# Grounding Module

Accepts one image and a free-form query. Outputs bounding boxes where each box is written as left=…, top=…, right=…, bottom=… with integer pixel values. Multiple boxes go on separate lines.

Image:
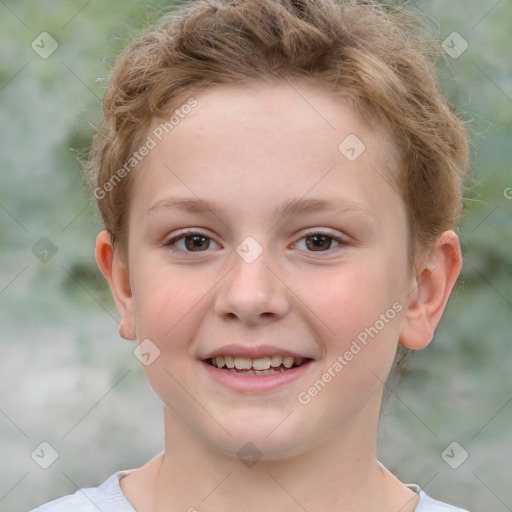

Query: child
left=31, top=0, right=471, bottom=510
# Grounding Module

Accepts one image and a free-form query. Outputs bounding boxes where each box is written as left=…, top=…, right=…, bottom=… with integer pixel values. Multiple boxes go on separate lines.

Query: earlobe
left=399, top=231, right=462, bottom=350
left=95, top=230, right=137, bottom=341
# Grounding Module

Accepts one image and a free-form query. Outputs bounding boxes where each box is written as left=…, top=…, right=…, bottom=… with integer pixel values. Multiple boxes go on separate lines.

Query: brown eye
left=295, top=231, right=345, bottom=253
left=183, top=235, right=210, bottom=251
left=166, top=232, right=218, bottom=252
left=304, top=234, right=335, bottom=251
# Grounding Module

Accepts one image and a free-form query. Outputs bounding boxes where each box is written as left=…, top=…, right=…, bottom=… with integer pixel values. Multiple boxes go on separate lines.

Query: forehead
left=131, top=82, right=401, bottom=226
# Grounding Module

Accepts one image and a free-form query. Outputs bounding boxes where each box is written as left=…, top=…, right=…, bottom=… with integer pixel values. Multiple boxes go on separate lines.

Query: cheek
left=306, top=257, right=407, bottom=389
left=305, top=278, right=404, bottom=420
left=308, top=260, right=402, bottom=336
left=130, top=257, right=209, bottom=342
left=130, top=262, right=208, bottom=404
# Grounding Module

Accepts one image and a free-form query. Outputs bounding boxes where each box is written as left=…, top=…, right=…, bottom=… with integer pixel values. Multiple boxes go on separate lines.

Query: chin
left=205, top=418, right=313, bottom=463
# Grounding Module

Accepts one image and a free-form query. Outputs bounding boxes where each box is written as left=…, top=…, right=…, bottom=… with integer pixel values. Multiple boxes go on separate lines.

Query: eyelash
left=164, top=229, right=348, bottom=254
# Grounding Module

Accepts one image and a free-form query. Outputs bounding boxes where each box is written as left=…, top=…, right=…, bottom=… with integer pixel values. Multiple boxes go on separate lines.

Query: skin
left=96, top=81, right=462, bottom=512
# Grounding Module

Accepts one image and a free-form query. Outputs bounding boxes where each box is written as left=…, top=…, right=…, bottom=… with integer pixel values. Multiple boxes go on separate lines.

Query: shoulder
left=29, top=471, right=135, bottom=512
left=407, top=484, right=470, bottom=512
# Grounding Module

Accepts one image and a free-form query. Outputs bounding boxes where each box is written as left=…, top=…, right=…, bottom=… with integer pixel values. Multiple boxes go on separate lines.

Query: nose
left=213, top=240, right=290, bottom=325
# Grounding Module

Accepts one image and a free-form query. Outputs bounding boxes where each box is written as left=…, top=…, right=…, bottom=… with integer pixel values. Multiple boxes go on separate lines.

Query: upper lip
left=200, top=344, right=314, bottom=360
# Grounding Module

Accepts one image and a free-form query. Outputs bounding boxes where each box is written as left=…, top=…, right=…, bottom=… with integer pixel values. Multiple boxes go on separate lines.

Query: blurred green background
left=0, top=1, right=510, bottom=511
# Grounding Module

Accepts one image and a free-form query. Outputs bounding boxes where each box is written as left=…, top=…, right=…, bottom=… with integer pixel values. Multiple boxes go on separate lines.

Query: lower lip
left=200, top=360, right=314, bottom=393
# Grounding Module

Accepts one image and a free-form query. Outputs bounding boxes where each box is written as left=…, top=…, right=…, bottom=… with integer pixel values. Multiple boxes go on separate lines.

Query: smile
left=208, top=355, right=308, bottom=372
left=201, top=356, right=314, bottom=392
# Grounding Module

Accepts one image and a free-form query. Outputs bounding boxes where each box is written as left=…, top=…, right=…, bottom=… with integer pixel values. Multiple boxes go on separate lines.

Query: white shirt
left=30, top=471, right=470, bottom=511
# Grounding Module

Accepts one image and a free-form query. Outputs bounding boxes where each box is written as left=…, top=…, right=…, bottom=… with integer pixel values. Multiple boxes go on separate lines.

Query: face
left=122, top=82, right=415, bottom=459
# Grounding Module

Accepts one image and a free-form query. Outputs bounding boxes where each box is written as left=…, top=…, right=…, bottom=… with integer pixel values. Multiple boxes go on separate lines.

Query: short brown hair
left=84, top=0, right=470, bottom=264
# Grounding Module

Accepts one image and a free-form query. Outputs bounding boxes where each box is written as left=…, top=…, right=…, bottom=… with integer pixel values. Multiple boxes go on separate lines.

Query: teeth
left=270, top=355, right=283, bottom=367
left=283, top=356, right=294, bottom=368
left=210, top=355, right=306, bottom=370
left=234, top=357, right=252, bottom=370
left=252, top=357, right=270, bottom=370
left=224, top=368, right=286, bottom=376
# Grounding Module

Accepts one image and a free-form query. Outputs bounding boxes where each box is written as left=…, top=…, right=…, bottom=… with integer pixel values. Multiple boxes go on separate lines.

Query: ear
left=399, top=230, right=462, bottom=350
left=95, top=230, right=136, bottom=341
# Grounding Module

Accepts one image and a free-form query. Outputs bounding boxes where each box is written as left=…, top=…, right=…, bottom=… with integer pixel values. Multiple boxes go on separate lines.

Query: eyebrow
left=147, top=195, right=375, bottom=221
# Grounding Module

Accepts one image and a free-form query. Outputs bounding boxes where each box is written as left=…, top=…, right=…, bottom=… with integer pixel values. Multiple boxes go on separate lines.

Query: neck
left=120, top=392, right=419, bottom=512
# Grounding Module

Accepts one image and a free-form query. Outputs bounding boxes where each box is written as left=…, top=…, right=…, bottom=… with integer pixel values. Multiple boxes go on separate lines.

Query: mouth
left=204, top=355, right=312, bottom=376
